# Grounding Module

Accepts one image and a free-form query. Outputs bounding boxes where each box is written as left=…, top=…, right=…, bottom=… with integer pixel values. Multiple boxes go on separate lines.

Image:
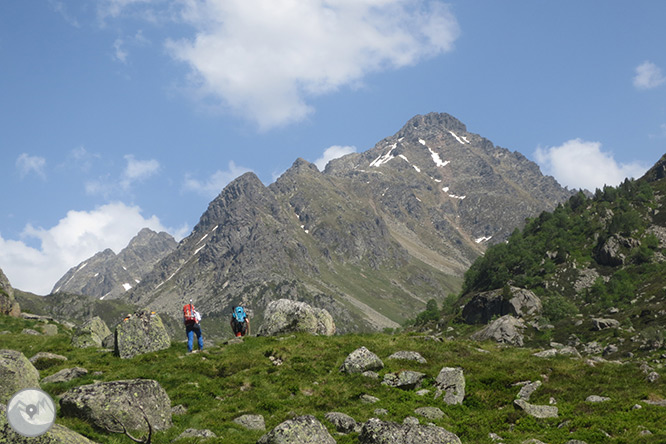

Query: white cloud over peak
left=534, top=139, right=649, bottom=191
left=0, top=202, right=177, bottom=295
left=165, top=0, right=460, bottom=129
left=633, top=61, right=666, bottom=90
left=16, top=153, right=47, bottom=179
left=314, top=145, right=357, bottom=171
left=184, top=161, right=252, bottom=198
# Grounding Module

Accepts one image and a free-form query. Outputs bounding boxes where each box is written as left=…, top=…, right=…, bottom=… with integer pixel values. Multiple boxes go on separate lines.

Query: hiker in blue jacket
left=231, top=306, right=250, bottom=337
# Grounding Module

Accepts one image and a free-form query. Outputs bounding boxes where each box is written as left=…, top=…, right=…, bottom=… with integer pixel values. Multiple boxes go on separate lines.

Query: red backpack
left=183, top=304, right=196, bottom=323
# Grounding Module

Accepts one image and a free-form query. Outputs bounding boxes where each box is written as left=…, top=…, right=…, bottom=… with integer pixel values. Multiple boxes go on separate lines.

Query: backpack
left=233, top=306, right=247, bottom=323
left=183, top=304, right=196, bottom=323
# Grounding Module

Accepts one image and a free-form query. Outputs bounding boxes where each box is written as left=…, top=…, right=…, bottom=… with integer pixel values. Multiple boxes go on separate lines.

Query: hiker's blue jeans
left=186, top=323, right=203, bottom=352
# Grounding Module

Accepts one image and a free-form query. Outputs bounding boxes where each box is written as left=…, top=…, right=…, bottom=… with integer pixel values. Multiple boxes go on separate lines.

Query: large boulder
left=471, top=315, right=526, bottom=346
left=257, top=415, right=336, bottom=444
left=434, top=367, right=465, bottom=405
left=0, top=349, right=41, bottom=403
left=59, top=379, right=172, bottom=433
left=462, top=286, right=541, bottom=324
left=114, top=311, right=170, bottom=359
left=514, top=399, right=558, bottom=418
left=382, top=371, right=426, bottom=390
left=0, top=267, right=20, bottom=317
left=258, top=299, right=336, bottom=336
left=359, top=418, right=462, bottom=444
left=1, top=403, right=98, bottom=444
left=340, top=346, right=384, bottom=374
left=71, top=317, right=111, bottom=349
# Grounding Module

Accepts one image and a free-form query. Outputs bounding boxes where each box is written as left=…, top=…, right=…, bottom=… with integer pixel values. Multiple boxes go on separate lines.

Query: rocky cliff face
left=52, top=228, right=176, bottom=299
left=0, top=267, right=20, bottom=317
left=124, top=113, right=572, bottom=332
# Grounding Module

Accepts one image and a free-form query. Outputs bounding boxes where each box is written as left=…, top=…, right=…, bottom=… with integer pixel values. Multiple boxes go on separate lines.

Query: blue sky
left=1, top=0, right=665, bottom=295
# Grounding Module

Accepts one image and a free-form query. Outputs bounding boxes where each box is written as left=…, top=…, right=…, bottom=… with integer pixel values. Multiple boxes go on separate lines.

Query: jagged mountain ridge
left=123, top=113, right=573, bottom=332
left=52, top=228, right=177, bottom=299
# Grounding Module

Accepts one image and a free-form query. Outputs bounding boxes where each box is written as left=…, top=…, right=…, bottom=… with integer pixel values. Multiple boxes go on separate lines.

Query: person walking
left=230, top=305, right=250, bottom=337
left=183, top=301, right=203, bottom=352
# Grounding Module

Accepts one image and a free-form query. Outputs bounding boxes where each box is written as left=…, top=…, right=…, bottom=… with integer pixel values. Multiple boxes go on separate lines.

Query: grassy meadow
left=1, top=314, right=665, bottom=444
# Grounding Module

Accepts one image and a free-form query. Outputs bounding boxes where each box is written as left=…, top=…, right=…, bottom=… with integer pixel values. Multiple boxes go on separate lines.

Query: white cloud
left=534, top=139, right=649, bottom=191
left=633, top=61, right=666, bottom=90
left=113, top=38, right=128, bottom=63
left=314, top=145, right=357, bottom=171
left=16, top=153, right=47, bottom=179
left=0, top=202, right=177, bottom=295
left=121, top=154, right=160, bottom=189
left=184, top=161, right=252, bottom=198
left=165, top=0, right=460, bottom=129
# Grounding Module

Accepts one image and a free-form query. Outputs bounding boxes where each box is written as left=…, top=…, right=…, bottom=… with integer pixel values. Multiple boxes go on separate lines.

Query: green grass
left=2, top=315, right=665, bottom=443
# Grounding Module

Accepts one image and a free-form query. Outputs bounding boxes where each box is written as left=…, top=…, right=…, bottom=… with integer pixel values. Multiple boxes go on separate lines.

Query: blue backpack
left=233, top=306, right=247, bottom=323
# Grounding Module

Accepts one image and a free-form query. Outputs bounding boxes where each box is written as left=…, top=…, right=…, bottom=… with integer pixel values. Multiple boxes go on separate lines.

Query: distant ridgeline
left=48, top=113, right=574, bottom=333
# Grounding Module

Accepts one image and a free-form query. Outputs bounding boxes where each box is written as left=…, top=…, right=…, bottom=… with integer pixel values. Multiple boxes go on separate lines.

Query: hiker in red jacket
left=183, top=302, right=203, bottom=352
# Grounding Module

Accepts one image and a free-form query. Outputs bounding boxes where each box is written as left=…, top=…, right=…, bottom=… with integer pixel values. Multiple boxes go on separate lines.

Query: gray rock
left=359, top=418, right=462, bottom=444
left=172, top=404, right=187, bottom=415
left=403, top=416, right=420, bottom=425
left=462, top=286, right=541, bottom=324
left=1, top=403, right=98, bottom=444
left=471, top=315, right=525, bottom=346
left=533, top=349, right=558, bottom=358
left=0, top=267, right=20, bottom=317
left=41, top=367, right=88, bottom=384
left=363, top=371, right=380, bottom=379
left=257, top=299, right=335, bottom=336
left=257, top=415, right=336, bottom=444
left=514, top=399, right=558, bottom=418
left=387, top=351, right=427, bottom=364
left=233, top=414, right=266, bottom=430
left=59, top=379, right=172, bottom=432
left=29, top=352, right=68, bottom=365
left=586, top=395, right=611, bottom=403
left=360, top=394, right=381, bottom=404
left=71, top=316, right=111, bottom=348
left=382, top=371, right=426, bottom=390
left=414, top=407, right=444, bottom=420
left=175, top=428, right=217, bottom=440
left=647, top=371, right=660, bottom=383
left=592, top=318, right=620, bottom=331
left=583, top=341, right=603, bottom=355
left=596, top=235, right=627, bottom=266
left=114, top=311, right=171, bottom=359
left=325, top=412, right=358, bottom=434
left=374, top=408, right=389, bottom=416
left=340, top=346, right=384, bottom=374
left=434, top=367, right=465, bottom=405
left=0, top=349, right=41, bottom=404
left=22, top=328, right=41, bottom=335
left=517, top=381, right=542, bottom=401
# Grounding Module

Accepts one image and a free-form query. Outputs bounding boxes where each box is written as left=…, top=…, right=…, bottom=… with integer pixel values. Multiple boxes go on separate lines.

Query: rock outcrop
left=257, top=415, right=336, bottom=444
left=359, top=418, right=462, bottom=444
left=114, top=311, right=170, bottom=359
left=462, top=286, right=541, bottom=324
left=59, top=379, right=172, bottom=433
left=1, top=403, right=98, bottom=444
left=340, top=346, right=384, bottom=374
left=71, top=317, right=111, bottom=349
left=435, top=367, right=465, bottom=405
left=471, top=315, right=526, bottom=346
left=0, top=267, right=20, bottom=317
left=0, top=349, right=41, bottom=403
left=258, top=299, right=335, bottom=336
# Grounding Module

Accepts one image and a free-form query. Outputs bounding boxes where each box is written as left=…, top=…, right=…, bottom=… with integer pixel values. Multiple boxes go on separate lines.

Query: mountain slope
left=124, top=113, right=572, bottom=333
left=52, top=228, right=177, bottom=299
left=455, top=153, right=666, bottom=356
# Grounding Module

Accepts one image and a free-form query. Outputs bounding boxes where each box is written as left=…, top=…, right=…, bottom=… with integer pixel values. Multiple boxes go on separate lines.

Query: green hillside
left=1, top=314, right=665, bottom=443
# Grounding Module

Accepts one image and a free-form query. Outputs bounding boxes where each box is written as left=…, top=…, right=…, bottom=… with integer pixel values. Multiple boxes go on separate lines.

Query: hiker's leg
left=196, top=326, right=203, bottom=350
left=186, top=328, right=194, bottom=352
